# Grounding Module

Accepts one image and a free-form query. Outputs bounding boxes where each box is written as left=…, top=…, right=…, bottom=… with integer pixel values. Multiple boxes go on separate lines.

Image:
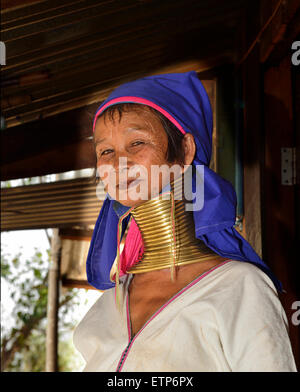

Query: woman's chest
left=122, top=290, right=228, bottom=372
left=128, top=296, right=166, bottom=336
left=75, top=282, right=229, bottom=372
left=128, top=282, right=187, bottom=336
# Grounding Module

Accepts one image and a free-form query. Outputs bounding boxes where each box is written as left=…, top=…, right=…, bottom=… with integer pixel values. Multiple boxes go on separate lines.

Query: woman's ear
left=182, top=133, right=196, bottom=167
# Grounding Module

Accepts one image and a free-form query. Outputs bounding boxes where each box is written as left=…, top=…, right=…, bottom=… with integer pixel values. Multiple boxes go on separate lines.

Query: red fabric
left=119, top=217, right=144, bottom=277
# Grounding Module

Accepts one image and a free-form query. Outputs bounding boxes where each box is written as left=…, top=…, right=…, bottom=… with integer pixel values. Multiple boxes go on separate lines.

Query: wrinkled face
left=94, top=107, right=182, bottom=207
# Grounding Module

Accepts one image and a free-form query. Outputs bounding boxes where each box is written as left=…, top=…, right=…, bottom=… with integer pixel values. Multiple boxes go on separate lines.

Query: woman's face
left=94, top=107, right=181, bottom=207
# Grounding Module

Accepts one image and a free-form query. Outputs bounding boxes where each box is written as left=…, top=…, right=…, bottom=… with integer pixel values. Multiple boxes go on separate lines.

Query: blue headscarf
left=87, top=71, right=282, bottom=291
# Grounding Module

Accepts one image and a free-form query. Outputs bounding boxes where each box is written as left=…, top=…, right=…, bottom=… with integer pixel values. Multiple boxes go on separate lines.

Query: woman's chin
left=112, top=189, right=147, bottom=208
left=115, top=198, right=146, bottom=208
left=107, top=184, right=164, bottom=207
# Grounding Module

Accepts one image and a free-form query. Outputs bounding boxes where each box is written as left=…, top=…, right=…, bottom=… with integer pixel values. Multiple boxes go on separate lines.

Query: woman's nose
left=112, top=150, right=134, bottom=173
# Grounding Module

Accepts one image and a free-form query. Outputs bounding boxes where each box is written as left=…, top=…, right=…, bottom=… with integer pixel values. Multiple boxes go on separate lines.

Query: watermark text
left=96, top=158, right=204, bottom=211
left=291, top=41, right=300, bottom=66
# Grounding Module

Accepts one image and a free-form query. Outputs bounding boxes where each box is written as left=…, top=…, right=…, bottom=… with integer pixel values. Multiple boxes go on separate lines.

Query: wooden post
left=242, top=45, right=263, bottom=258
left=45, top=228, right=62, bottom=372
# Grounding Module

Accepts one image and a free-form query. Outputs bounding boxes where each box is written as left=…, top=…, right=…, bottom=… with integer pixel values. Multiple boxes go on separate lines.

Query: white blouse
left=73, top=260, right=297, bottom=372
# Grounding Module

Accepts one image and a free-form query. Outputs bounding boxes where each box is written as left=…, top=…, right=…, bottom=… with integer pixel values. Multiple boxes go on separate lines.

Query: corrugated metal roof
left=1, top=176, right=105, bottom=231
left=1, top=0, right=246, bottom=128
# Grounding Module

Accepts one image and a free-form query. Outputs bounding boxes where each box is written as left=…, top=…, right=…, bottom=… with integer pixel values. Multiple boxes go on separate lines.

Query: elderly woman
left=73, top=72, right=297, bottom=372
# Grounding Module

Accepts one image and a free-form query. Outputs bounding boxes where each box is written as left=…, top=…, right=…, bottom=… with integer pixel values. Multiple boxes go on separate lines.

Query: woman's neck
left=127, top=179, right=219, bottom=276
left=129, top=255, right=227, bottom=289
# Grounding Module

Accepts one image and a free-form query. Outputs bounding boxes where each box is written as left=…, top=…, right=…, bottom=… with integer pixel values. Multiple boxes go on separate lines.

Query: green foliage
left=1, top=245, right=81, bottom=372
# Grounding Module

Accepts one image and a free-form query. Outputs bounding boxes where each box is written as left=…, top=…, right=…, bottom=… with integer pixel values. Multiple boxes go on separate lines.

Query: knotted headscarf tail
left=87, top=71, right=282, bottom=292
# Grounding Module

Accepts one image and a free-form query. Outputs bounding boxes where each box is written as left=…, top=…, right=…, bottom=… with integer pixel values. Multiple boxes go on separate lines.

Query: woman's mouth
left=117, top=178, right=142, bottom=190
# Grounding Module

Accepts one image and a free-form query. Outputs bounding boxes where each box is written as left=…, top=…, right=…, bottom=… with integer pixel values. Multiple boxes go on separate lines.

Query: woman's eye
left=131, top=141, right=144, bottom=147
left=100, top=149, right=113, bottom=156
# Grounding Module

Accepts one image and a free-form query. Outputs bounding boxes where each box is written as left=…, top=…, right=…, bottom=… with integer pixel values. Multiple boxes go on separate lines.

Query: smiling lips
left=117, top=178, right=142, bottom=190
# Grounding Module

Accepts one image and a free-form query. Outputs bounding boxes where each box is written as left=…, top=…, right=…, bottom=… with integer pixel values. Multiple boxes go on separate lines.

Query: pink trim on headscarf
left=92, top=96, right=186, bottom=135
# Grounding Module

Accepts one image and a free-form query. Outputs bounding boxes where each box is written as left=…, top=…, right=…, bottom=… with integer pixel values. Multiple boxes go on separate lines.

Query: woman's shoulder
left=201, top=259, right=280, bottom=303
left=190, top=260, right=286, bottom=340
left=214, top=259, right=277, bottom=288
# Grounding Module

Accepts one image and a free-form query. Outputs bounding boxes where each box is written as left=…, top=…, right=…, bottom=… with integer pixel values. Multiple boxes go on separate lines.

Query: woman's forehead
left=95, top=107, right=163, bottom=134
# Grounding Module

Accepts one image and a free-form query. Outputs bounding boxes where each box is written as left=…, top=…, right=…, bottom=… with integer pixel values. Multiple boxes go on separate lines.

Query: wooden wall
left=240, top=0, right=300, bottom=369
left=263, top=53, right=300, bottom=370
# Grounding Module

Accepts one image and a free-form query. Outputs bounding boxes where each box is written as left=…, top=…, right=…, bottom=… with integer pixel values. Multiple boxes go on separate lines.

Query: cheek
left=133, top=147, right=169, bottom=186
left=96, top=160, right=120, bottom=189
left=134, top=141, right=168, bottom=166
left=137, top=145, right=176, bottom=194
